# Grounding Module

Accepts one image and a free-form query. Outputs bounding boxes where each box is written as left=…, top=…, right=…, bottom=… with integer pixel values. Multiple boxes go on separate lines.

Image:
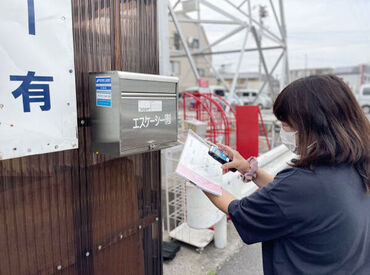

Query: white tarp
left=0, top=0, right=78, bottom=160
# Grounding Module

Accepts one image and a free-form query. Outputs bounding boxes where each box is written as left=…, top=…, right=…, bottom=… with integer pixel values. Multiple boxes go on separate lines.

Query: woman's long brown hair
left=273, top=74, right=370, bottom=193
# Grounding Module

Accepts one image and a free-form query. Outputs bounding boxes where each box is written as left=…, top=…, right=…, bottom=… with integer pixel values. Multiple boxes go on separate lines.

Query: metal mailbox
left=89, top=71, right=179, bottom=157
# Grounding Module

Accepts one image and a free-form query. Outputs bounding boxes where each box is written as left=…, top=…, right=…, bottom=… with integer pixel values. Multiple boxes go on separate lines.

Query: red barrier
left=183, top=93, right=269, bottom=154
left=183, top=92, right=217, bottom=143
left=205, top=93, right=237, bottom=147
left=182, top=92, right=235, bottom=146
left=236, top=105, right=259, bottom=159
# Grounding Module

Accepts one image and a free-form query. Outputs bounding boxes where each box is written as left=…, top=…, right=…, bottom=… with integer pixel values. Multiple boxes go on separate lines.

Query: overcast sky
left=173, top=0, right=370, bottom=77
left=285, top=0, right=370, bottom=70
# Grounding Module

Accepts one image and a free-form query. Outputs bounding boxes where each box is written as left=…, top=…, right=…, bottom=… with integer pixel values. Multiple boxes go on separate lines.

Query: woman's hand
left=217, top=144, right=251, bottom=174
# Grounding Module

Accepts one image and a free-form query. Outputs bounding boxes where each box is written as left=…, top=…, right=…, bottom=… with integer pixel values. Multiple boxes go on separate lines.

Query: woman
left=205, top=75, right=370, bottom=274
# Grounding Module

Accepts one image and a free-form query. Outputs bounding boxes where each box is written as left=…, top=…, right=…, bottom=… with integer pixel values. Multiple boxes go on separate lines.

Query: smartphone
left=208, top=145, right=237, bottom=172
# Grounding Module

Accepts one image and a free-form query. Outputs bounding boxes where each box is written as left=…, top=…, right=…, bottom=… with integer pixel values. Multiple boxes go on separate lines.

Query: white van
left=358, top=84, right=370, bottom=114
left=235, top=89, right=272, bottom=109
left=179, top=85, right=228, bottom=108
left=183, top=85, right=227, bottom=97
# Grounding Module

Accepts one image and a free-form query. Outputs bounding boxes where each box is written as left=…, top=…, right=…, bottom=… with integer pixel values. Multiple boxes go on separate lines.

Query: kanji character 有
left=10, top=71, right=53, bottom=112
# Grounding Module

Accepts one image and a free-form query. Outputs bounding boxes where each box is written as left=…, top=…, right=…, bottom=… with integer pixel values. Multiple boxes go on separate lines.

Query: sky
left=172, top=0, right=370, bottom=78
left=285, top=0, right=370, bottom=70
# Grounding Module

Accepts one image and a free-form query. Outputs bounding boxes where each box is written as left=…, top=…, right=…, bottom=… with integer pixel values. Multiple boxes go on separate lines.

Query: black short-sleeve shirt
left=228, top=164, right=370, bottom=275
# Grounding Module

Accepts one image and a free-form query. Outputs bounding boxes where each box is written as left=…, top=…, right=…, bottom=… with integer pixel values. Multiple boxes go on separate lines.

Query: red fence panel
left=236, top=105, right=259, bottom=159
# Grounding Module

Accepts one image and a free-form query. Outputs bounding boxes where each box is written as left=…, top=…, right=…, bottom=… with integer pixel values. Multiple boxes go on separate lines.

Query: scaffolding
left=167, top=0, right=290, bottom=101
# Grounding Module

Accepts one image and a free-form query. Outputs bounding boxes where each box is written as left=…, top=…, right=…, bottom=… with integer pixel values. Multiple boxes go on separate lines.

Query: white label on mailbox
left=138, top=100, right=162, bottom=112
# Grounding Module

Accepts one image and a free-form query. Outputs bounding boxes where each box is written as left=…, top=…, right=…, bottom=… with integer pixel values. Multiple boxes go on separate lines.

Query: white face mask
left=280, top=127, right=298, bottom=154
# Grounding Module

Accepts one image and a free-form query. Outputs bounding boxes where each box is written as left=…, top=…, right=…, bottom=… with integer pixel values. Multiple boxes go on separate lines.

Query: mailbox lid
left=120, top=93, right=177, bottom=153
left=118, top=72, right=178, bottom=94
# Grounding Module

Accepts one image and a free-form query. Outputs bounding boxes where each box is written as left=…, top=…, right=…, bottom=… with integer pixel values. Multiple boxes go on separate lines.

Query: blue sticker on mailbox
left=96, top=76, right=112, bottom=107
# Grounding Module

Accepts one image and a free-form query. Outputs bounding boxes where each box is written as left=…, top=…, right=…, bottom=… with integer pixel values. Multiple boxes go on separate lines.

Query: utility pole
left=279, top=0, right=290, bottom=87
left=258, top=5, right=268, bottom=82
left=304, top=53, right=308, bottom=77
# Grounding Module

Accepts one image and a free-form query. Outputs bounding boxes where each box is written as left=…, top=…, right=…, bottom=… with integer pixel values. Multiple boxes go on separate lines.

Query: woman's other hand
left=217, top=144, right=251, bottom=174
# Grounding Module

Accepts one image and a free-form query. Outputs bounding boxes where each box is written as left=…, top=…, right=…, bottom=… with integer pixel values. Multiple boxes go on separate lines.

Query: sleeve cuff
left=228, top=199, right=239, bottom=216
left=227, top=199, right=254, bottom=244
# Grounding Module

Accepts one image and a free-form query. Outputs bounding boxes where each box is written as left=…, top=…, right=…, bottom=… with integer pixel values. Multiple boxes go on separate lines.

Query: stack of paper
left=176, top=130, right=223, bottom=196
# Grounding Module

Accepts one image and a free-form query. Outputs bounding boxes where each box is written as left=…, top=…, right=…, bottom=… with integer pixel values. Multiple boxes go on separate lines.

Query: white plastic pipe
left=186, top=184, right=223, bottom=229
left=214, top=214, right=227, bottom=248
left=257, top=144, right=289, bottom=167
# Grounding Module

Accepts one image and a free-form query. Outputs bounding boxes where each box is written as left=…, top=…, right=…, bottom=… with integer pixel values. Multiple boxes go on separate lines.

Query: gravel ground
left=217, top=243, right=263, bottom=275
left=163, top=221, right=245, bottom=275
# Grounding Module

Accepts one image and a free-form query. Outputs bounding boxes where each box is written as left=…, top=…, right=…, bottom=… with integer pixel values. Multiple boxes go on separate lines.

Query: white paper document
left=176, top=130, right=223, bottom=196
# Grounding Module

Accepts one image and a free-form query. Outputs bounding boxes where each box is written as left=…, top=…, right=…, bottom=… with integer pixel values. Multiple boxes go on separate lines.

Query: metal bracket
left=78, top=118, right=89, bottom=127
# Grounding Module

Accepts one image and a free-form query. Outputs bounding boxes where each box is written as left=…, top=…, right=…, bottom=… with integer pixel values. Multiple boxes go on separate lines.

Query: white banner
left=0, top=0, right=78, bottom=160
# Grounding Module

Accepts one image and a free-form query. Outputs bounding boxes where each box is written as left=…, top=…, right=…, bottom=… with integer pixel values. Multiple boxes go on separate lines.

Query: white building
left=290, top=67, right=333, bottom=82
left=169, top=11, right=217, bottom=92
left=217, top=71, right=280, bottom=96
left=333, top=64, right=370, bottom=94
